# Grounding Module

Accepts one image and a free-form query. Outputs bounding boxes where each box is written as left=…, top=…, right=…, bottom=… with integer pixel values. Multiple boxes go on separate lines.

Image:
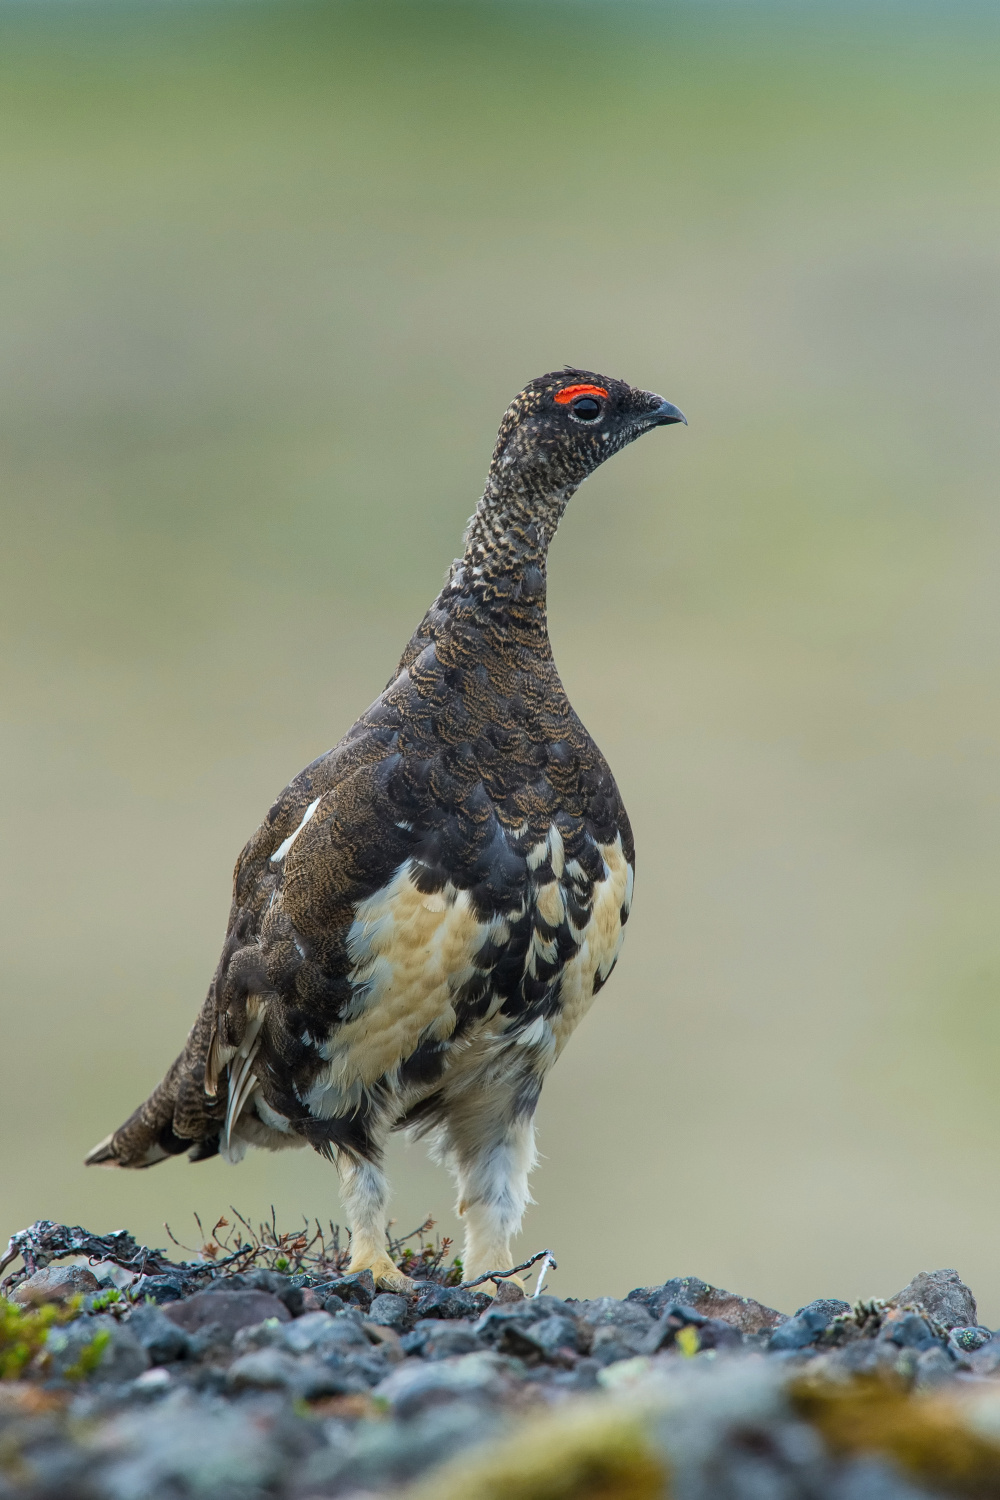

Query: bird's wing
left=204, top=734, right=523, bottom=1145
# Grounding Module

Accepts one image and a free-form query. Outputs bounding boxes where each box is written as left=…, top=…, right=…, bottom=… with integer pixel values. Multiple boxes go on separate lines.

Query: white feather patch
left=270, top=797, right=322, bottom=864
left=223, top=1002, right=267, bottom=1152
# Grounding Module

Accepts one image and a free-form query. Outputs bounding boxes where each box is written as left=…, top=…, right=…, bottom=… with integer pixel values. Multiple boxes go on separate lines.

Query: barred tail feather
left=84, top=992, right=223, bottom=1168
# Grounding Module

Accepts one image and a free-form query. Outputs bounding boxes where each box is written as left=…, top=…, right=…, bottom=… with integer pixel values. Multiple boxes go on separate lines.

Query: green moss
left=675, top=1326, right=700, bottom=1358
left=0, top=1294, right=115, bottom=1383
left=792, top=1375, right=1000, bottom=1496
left=62, top=1328, right=110, bottom=1381
left=88, top=1289, right=120, bottom=1313
left=407, top=1403, right=664, bottom=1500
left=0, top=1298, right=68, bottom=1380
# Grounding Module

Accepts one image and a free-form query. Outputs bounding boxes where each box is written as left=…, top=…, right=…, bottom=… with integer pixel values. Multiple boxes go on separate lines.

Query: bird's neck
left=394, top=469, right=580, bottom=685
left=453, top=470, right=576, bottom=601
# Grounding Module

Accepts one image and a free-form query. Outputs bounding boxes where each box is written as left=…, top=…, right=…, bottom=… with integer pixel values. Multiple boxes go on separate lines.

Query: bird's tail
left=85, top=994, right=224, bottom=1168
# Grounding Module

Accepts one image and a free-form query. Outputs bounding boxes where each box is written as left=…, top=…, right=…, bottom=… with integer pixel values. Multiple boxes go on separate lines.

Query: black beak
left=650, top=399, right=687, bottom=427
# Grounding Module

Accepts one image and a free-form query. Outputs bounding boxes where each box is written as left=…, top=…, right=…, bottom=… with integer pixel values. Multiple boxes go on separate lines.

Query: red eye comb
left=554, top=383, right=608, bottom=404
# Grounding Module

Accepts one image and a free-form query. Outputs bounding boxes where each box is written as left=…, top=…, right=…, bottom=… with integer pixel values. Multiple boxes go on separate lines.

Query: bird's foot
left=349, top=1251, right=417, bottom=1295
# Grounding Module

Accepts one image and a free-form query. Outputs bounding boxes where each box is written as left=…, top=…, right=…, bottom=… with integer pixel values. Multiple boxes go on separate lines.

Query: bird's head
left=488, top=367, right=686, bottom=496
left=460, top=366, right=686, bottom=580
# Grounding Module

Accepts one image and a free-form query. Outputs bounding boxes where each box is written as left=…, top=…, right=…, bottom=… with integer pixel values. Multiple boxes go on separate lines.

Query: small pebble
left=368, top=1292, right=412, bottom=1331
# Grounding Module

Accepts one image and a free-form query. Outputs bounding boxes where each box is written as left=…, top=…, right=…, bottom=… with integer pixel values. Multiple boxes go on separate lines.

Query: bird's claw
left=377, top=1266, right=418, bottom=1295
left=349, top=1253, right=417, bottom=1296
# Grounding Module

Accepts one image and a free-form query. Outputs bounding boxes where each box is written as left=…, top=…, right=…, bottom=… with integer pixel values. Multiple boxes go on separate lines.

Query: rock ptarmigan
left=87, top=369, right=686, bottom=1290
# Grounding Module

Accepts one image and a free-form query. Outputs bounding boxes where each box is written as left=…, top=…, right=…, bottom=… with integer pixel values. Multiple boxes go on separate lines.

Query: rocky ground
left=3, top=1222, right=1000, bottom=1498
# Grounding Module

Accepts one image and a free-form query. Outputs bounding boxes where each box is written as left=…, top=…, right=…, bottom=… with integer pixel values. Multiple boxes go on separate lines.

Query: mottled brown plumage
left=87, top=369, right=685, bottom=1288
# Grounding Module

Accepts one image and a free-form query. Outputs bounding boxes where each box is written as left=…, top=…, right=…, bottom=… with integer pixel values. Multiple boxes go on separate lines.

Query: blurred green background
left=2, top=0, right=999, bottom=1318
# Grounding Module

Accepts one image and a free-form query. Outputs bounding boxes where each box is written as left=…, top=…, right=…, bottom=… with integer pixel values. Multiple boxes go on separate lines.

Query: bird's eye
left=571, top=397, right=602, bottom=422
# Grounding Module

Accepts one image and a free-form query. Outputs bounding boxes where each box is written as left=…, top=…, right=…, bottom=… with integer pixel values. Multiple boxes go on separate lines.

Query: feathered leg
left=438, top=1093, right=538, bottom=1287
left=339, top=1155, right=416, bottom=1293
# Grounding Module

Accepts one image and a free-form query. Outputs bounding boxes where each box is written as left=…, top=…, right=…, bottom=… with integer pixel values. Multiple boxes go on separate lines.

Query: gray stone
left=626, top=1276, right=786, bottom=1334
left=296, top=1399, right=502, bottom=1494
left=363, top=1322, right=405, bottom=1363
left=372, top=1351, right=513, bottom=1417
left=338, top=1399, right=503, bottom=1487
left=580, top=1301, right=654, bottom=1361
left=231, top=1317, right=287, bottom=1355
left=244, top=1268, right=304, bottom=1316
left=627, top=1278, right=708, bottom=1315
left=402, top=1319, right=482, bottom=1360
left=183, top=1363, right=229, bottom=1395
left=130, top=1275, right=185, bottom=1304
left=44, top=1316, right=149, bottom=1384
left=690, top=1317, right=743, bottom=1352
left=241, top=1268, right=289, bottom=1294
left=829, top=1456, right=946, bottom=1499
left=643, top=1302, right=708, bottom=1355
left=332, top=1348, right=394, bottom=1387
left=479, top=1308, right=587, bottom=1368
left=590, top=1333, right=645, bottom=1367
left=163, top=1288, right=291, bottom=1337
left=968, top=1333, right=1000, bottom=1375
left=279, top=1310, right=340, bottom=1354
left=948, top=1324, right=993, bottom=1356
left=131, top=1366, right=173, bottom=1397
left=226, top=1350, right=301, bottom=1392
left=914, top=1345, right=957, bottom=1388
left=510, top=1314, right=582, bottom=1359
left=533, top=1314, right=583, bottom=1351
left=413, top=1284, right=480, bottom=1321
left=825, top=1340, right=910, bottom=1379
left=226, top=1348, right=362, bottom=1399
left=11, top=1264, right=101, bottom=1306
left=890, top=1268, right=977, bottom=1330
left=769, top=1305, right=835, bottom=1352
left=638, top=1304, right=744, bottom=1359
left=95, top=1389, right=289, bottom=1499
left=576, top=1298, right=654, bottom=1348
left=547, top=1357, right=602, bottom=1393
left=577, top=1295, right=652, bottom=1328
left=317, top=1269, right=375, bottom=1309
left=521, top=1295, right=575, bottom=1319
left=309, top=1309, right=371, bottom=1352
left=0, top=1440, right=98, bottom=1496
left=879, top=1312, right=941, bottom=1351
left=187, top=1323, right=236, bottom=1361
left=473, top=1296, right=572, bottom=1343
left=368, top=1292, right=412, bottom=1331
left=795, top=1297, right=851, bottom=1323
left=400, top=1324, right=432, bottom=1356
left=127, top=1305, right=191, bottom=1365
left=494, top=1279, right=525, bottom=1304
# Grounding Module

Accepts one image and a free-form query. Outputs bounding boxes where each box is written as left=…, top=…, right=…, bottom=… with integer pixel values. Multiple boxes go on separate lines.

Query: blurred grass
left=1, top=1, right=999, bottom=1317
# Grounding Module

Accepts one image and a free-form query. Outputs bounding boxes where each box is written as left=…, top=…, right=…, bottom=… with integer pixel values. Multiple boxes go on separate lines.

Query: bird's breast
left=293, top=821, right=633, bottom=1122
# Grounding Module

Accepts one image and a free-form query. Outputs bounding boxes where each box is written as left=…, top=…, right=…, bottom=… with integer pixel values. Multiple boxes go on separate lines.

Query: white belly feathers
left=304, top=866, right=500, bottom=1114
